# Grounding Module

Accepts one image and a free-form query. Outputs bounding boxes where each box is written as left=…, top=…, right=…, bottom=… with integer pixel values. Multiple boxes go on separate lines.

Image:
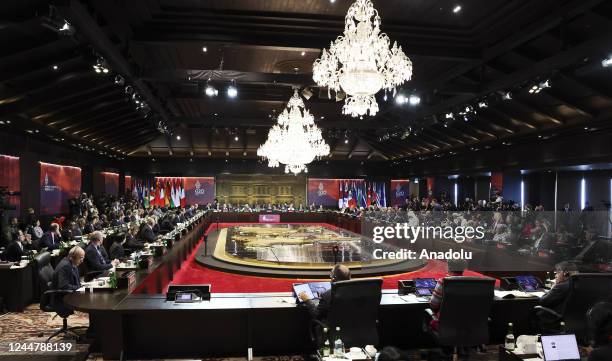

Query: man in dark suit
left=84, top=231, right=118, bottom=273
left=40, top=223, right=61, bottom=251
left=53, top=246, right=85, bottom=291
left=540, top=261, right=578, bottom=313
left=298, top=264, right=351, bottom=320
left=139, top=218, right=157, bottom=243
left=5, top=230, right=28, bottom=262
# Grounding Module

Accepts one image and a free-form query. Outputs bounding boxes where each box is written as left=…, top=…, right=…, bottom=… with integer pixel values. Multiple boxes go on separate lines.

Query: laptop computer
left=293, top=282, right=331, bottom=302
left=541, top=334, right=581, bottom=361
left=414, top=278, right=437, bottom=296
left=516, top=275, right=541, bottom=292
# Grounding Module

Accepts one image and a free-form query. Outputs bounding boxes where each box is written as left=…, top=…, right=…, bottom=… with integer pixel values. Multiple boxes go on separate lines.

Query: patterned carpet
left=0, top=304, right=89, bottom=343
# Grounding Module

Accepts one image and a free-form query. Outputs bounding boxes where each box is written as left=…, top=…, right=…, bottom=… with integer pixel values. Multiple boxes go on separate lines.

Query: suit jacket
left=109, top=242, right=125, bottom=260
left=5, top=241, right=25, bottom=262
left=83, top=223, right=94, bottom=234
left=304, top=288, right=332, bottom=320
left=52, top=257, right=81, bottom=291
left=140, top=225, right=156, bottom=243
left=40, top=231, right=60, bottom=251
left=540, top=280, right=570, bottom=314
left=84, top=243, right=112, bottom=271
left=126, top=233, right=145, bottom=249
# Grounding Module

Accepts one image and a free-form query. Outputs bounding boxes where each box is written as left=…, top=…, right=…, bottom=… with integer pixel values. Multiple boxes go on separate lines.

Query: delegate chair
left=534, top=273, right=612, bottom=343
left=35, top=252, right=86, bottom=341
left=424, top=277, right=496, bottom=359
left=310, top=278, right=383, bottom=348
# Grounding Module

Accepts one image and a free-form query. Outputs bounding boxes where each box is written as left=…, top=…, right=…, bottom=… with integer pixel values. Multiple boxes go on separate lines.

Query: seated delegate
left=298, top=264, right=351, bottom=320
left=84, top=231, right=119, bottom=272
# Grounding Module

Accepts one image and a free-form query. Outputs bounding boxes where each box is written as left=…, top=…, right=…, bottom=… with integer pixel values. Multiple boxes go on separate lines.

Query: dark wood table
left=0, top=262, right=33, bottom=312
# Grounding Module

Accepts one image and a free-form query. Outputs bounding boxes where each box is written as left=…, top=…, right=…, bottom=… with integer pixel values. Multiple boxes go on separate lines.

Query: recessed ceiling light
left=300, top=51, right=306, bottom=56
left=176, top=135, right=181, bottom=140
left=453, top=5, right=462, bottom=13
left=344, top=138, right=349, bottom=144
left=214, top=113, right=218, bottom=116
left=234, top=136, right=239, bottom=141
left=602, top=55, right=612, bottom=67
left=52, top=65, right=58, bottom=70
left=202, top=46, right=207, bottom=52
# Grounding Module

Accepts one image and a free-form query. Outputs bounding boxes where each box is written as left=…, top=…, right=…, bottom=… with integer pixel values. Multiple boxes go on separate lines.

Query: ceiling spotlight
left=114, top=75, right=125, bottom=85
left=202, top=46, right=207, bottom=52
left=124, top=85, right=133, bottom=95
left=205, top=85, right=218, bottom=97
left=176, top=135, right=181, bottom=140
left=478, top=101, right=488, bottom=108
left=502, top=91, right=512, bottom=100
left=408, top=95, right=421, bottom=106
left=58, top=20, right=74, bottom=35
left=52, top=65, right=58, bottom=70
left=227, top=85, right=238, bottom=98
left=344, top=138, right=349, bottom=144
left=395, top=94, right=407, bottom=104
left=93, top=57, right=109, bottom=74
left=465, top=105, right=474, bottom=112
left=453, top=5, right=462, bottom=13
left=602, top=55, right=612, bottom=67
left=300, top=51, right=306, bottom=56
left=445, top=112, right=454, bottom=119
left=234, top=136, right=239, bottom=141
left=208, top=151, right=212, bottom=156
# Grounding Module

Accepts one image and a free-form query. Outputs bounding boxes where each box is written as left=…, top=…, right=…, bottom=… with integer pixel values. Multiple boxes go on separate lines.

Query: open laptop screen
left=541, top=334, right=580, bottom=361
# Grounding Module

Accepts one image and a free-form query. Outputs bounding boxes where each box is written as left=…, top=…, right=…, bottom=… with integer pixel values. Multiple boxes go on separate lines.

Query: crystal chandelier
left=258, top=90, right=330, bottom=175
left=313, top=0, right=413, bottom=117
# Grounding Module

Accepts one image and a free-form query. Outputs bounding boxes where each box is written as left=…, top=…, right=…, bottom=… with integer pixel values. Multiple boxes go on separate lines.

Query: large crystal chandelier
left=313, top=0, right=413, bottom=117
left=258, top=90, right=330, bottom=175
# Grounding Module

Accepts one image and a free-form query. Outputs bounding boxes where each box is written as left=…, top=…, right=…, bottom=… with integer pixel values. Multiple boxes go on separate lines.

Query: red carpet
left=169, top=223, right=495, bottom=293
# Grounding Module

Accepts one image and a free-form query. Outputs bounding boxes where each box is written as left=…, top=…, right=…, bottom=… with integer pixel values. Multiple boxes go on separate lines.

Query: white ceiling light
left=602, top=55, right=612, bottom=67
left=227, top=85, right=238, bottom=98
left=408, top=94, right=421, bottom=105
left=313, top=0, right=413, bottom=117
left=453, top=5, right=462, bottom=13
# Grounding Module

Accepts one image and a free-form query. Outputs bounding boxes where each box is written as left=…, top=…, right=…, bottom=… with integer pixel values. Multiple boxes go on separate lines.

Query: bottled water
left=333, top=326, right=344, bottom=355
left=505, top=323, right=515, bottom=350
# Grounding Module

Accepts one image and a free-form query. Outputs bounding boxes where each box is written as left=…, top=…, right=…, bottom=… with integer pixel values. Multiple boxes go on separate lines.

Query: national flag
left=338, top=181, right=344, bottom=209
left=170, top=179, right=176, bottom=208
left=159, top=181, right=165, bottom=206
left=180, top=179, right=186, bottom=208
left=143, top=187, right=150, bottom=207
left=164, top=180, right=170, bottom=206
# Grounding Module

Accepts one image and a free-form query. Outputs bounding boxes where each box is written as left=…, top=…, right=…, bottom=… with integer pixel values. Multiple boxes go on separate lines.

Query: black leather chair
left=310, top=278, right=383, bottom=348
left=424, top=277, right=495, bottom=359
left=534, top=273, right=612, bottom=343
left=35, top=252, right=86, bottom=341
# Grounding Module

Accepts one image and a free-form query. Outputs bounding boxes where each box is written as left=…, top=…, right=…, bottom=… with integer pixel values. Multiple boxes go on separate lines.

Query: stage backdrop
left=125, top=175, right=132, bottom=194
left=101, top=172, right=119, bottom=196
left=151, top=177, right=215, bottom=207
left=39, top=162, right=81, bottom=215
left=307, top=179, right=340, bottom=207
left=0, top=155, right=20, bottom=216
left=183, top=177, right=215, bottom=205
left=390, top=180, right=410, bottom=206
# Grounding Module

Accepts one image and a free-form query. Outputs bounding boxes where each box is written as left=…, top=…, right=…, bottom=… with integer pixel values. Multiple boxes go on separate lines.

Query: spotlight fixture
left=344, top=138, right=349, bottom=144
left=602, top=55, right=612, bottom=67
left=52, top=65, right=58, bottom=70
left=202, top=46, right=207, bottom=52
left=453, top=5, right=462, bottom=13
left=93, top=57, right=109, bottom=74
left=205, top=85, right=218, bottom=97
left=408, top=95, right=421, bottom=106
left=301, top=51, right=306, bottom=56
left=227, top=85, right=238, bottom=98
left=176, top=135, right=181, bottom=140
left=445, top=112, right=454, bottom=119
left=58, top=20, right=75, bottom=35
left=124, top=85, right=133, bottom=95
left=528, top=79, right=551, bottom=94
left=114, top=75, right=125, bottom=85
left=502, top=91, right=512, bottom=100
left=395, top=94, right=406, bottom=104
left=478, top=101, right=488, bottom=108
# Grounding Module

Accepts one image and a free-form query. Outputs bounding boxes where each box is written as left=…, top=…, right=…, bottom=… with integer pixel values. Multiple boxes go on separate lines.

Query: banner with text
left=39, top=162, right=81, bottom=215
left=0, top=155, right=20, bottom=216
left=390, top=180, right=410, bottom=206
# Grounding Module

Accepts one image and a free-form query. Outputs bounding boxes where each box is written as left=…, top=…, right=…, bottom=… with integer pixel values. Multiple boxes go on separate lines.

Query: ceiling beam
left=167, top=116, right=392, bottom=130
left=143, top=69, right=314, bottom=86
left=57, top=0, right=168, bottom=126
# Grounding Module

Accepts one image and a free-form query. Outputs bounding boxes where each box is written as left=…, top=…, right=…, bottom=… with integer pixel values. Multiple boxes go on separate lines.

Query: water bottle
left=321, top=327, right=330, bottom=356
left=560, top=321, right=566, bottom=334
left=505, top=323, right=515, bottom=351
left=333, top=326, right=344, bottom=356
